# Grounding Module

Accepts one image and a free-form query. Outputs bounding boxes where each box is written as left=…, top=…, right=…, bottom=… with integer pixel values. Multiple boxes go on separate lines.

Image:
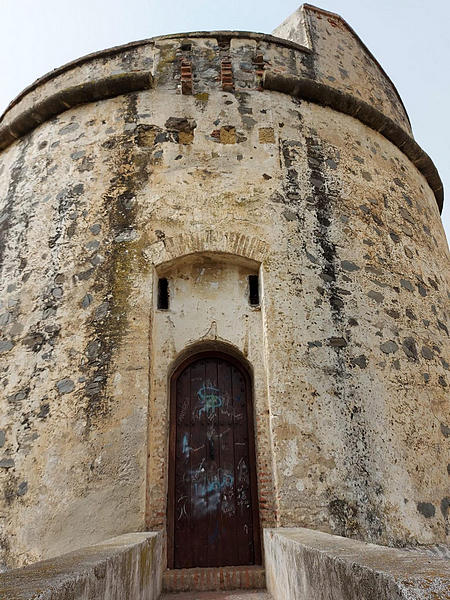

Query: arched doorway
left=167, top=351, right=261, bottom=568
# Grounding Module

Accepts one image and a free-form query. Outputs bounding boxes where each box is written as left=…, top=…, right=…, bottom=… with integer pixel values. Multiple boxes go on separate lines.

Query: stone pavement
left=161, top=591, right=272, bottom=599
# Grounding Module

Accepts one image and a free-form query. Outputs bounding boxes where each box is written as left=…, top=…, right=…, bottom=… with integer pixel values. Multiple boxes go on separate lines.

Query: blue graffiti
left=182, top=434, right=190, bottom=456
left=192, top=468, right=235, bottom=515
left=197, top=384, right=223, bottom=417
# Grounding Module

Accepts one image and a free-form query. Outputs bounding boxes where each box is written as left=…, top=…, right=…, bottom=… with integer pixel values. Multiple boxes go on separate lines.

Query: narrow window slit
left=248, top=274, right=259, bottom=306
left=158, top=277, right=169, bottom=309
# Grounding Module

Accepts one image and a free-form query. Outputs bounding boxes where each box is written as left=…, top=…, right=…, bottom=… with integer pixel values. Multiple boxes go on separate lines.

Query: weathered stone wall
left=0, top=5, right=448, bottom=570
left=264, top=528, right=450, bottom=599
left=0, top=532, right=163, bottom=599
left=273, top=4, right=412, bottom=134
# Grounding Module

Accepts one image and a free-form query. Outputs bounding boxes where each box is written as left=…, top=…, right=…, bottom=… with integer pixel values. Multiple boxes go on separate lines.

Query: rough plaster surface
left=264, top=528, right=450, bottom=599
left=0, top=4, right=449, bottom=571
left=0, top=531, right=163, bottom=599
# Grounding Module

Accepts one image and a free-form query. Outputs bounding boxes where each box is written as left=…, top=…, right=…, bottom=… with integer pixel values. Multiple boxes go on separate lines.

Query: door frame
left=167, top=350, right=262, bottom=568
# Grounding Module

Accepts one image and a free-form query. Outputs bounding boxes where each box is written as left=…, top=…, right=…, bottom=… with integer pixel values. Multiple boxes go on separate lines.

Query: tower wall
left=0, top=5, right=448, bottom=570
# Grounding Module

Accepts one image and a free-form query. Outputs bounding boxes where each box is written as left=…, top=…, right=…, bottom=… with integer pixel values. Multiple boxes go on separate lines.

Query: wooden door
left=168, top=352, right=261, bottom=568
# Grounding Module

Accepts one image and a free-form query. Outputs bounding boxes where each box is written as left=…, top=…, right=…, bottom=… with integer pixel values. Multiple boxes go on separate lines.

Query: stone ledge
left=0, top=531, right=163, bottom=600
left=262, top=71, right=444, bottom=212
left=264, top=528, right=450, bottom=600
left=0, top=71, right=153, bottom=152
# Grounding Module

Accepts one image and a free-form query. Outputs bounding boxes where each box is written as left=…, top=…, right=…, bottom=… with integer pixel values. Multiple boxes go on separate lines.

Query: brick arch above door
left=143, top=229, right=270, bottom=269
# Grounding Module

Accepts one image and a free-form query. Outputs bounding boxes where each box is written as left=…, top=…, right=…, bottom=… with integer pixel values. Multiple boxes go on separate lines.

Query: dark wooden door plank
left=170, top=353, right=260, bottom=569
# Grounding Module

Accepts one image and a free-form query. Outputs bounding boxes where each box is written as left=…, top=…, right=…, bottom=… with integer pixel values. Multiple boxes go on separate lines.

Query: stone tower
left=0, top=3, right=448, bottom=572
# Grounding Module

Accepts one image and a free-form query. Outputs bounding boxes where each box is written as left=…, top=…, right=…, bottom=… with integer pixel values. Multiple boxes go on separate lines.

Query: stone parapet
left=264, top=528, right=450, bottom=599
left=1, top=6, right=442, bottom=210
left=0, top=532, right=163, bottom=600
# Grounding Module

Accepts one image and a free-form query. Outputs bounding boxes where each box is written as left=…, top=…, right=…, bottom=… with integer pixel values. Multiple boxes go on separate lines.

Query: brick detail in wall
left=221, top=58, right=234, bottom=92
left=181, top=59, right=193, bottom=95
left=257, top=466, right=277, bottom=527
left=253, top=54, right=265, bottom=87
left=163, top=565, right=266, bottom=592
left=146, top=230, right=270, bottom=267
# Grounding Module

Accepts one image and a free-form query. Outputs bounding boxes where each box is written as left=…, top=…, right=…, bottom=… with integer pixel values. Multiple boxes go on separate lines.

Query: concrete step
left=162, top=565, right=266, bottom=593
left=160, top=592, right=272, bottom=599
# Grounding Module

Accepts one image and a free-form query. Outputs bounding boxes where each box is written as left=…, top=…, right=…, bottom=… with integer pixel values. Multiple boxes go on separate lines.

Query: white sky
left=0, top=0, right=449, bottom=241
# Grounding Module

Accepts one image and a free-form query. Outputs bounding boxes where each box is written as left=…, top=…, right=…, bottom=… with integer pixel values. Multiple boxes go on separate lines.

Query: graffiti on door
left=171, top=355, right=259, bottom=568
